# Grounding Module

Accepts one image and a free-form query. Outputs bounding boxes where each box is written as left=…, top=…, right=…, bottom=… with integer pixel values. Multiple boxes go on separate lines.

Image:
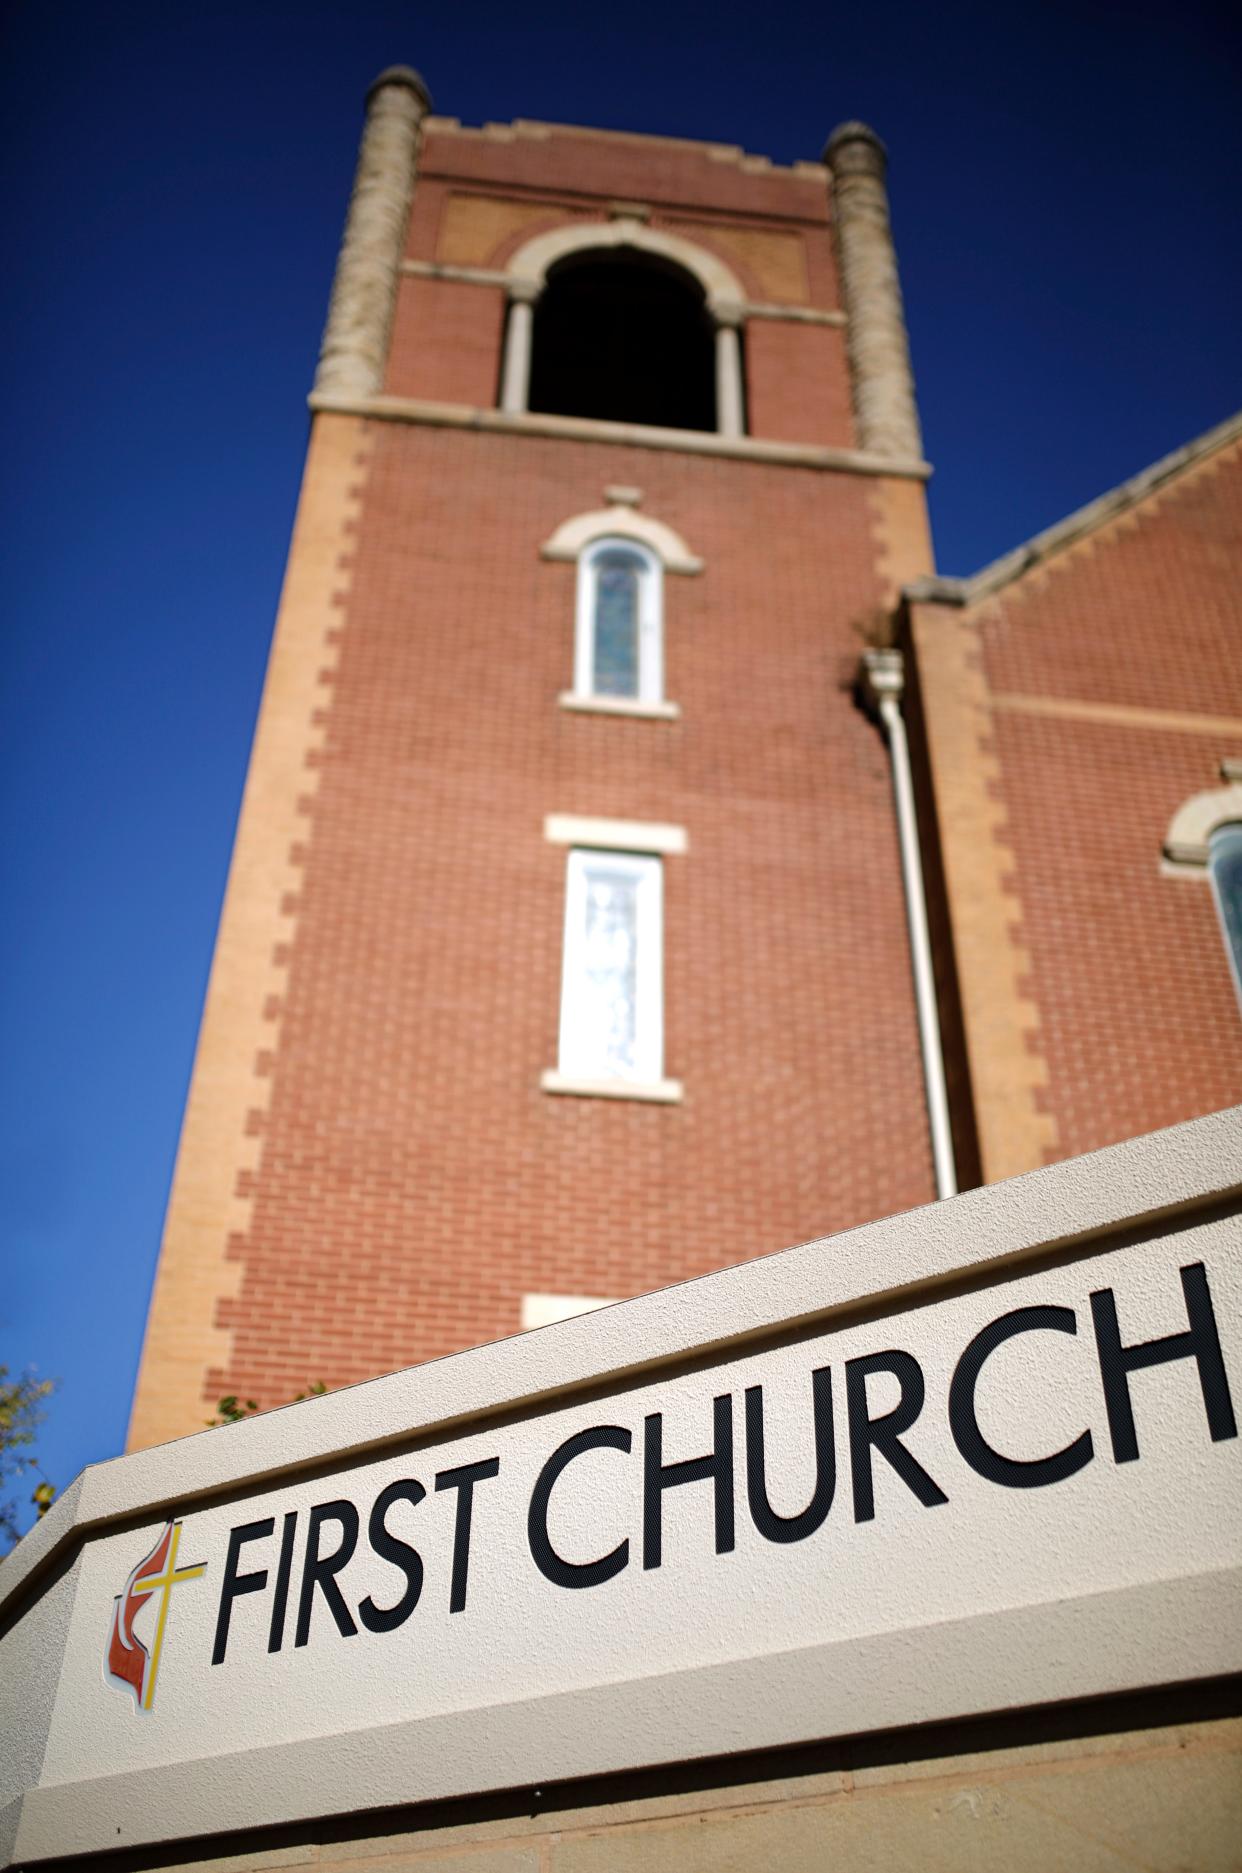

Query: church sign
left=3, top=1108, right=1240, bottom=1866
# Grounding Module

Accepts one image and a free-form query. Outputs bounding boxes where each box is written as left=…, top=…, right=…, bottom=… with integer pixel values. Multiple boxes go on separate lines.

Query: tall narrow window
left=575, top=538, right=662, bottom=704
left=558, top=849, right=663, bottom=1084
left=1208, top=822, right=1242, bottom=1009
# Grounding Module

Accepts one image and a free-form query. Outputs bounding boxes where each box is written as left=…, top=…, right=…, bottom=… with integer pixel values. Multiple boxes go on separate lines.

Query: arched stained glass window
left=574, top=537, right=663, bottom=704
left=1208, top=821, right=1242, bottom=1010
left=592, top=549, right=643, bottom=696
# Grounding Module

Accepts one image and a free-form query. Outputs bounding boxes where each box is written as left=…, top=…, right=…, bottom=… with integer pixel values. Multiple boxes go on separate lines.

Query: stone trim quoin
left=824, top=122, right=923, bottom=462
left=314, top=66, right=433, bottom=398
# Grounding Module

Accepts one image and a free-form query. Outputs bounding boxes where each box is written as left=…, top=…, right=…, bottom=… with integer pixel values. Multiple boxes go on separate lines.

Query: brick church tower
left=128, top=71, right=966, bottom=1447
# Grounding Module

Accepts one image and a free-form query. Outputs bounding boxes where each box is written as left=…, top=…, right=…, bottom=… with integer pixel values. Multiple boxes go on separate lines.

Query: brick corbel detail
left=907, top=600, right=1058, bottom=1182
left=127, top=413, right=373, bottom=1449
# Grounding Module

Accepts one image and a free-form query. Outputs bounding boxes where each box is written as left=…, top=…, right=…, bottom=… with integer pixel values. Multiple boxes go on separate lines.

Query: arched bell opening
left=527, top=249, right=717, bottom=433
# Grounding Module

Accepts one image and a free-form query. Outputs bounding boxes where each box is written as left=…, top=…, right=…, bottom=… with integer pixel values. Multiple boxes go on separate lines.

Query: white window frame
left=1208, top=821, right=1242, bottom=1014
left=573, top=538, right=664, bottom=705
left=1162, top=772, right=1242, bottom=1021
left=557, top=848, right=664, bottom=1087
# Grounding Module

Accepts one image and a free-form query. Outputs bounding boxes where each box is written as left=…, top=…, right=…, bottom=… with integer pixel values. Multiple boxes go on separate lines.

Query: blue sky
left=2, top=0, right=1239, bottom=1536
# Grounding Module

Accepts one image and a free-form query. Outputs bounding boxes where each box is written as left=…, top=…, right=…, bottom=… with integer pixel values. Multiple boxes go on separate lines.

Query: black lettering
left=643, top=1394, right=734, bottom=1570
left=211, top=1518, right=273, bottom=1666
left=528, top=1426, right=632, bottom=1588
left=1090, top=1262, right=1237, bottom=1464
left=358, top=1480, right=426, bottom=1633
left=949, top=1307, right=1093, bottom=1488
left=294, top=1500, right=359, bottom=1646
left=846, top=1350, right=948, bottom=1522
left=267, top=1510, right=298, bottom=1653
left=745, top=1368, right=836, bottom=1543
left=435, top=1458, right=500, bottom=1613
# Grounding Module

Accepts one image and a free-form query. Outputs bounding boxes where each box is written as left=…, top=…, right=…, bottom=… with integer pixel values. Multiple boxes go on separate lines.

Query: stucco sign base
left=1, top=1108, right=1239, bottom=1867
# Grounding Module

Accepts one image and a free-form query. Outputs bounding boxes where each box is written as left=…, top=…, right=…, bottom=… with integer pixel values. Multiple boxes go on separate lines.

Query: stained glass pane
left=581, top=863, right=640, bottom=1073
left=1209, top=822, right=1242, bottom=1005
left=592, top=549, right=642, bottom=696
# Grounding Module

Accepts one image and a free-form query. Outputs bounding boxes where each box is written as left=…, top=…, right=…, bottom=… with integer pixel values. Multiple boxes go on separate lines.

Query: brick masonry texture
left=206, top=425, right=934, bottom=1410
left=746, top=319, right=855, bottom=449
left=394, top=124, right=851, bottom=450
left=417, top=123, right=831, bottom=227
left=150, top=122, right=938, bottom=1417
left=960, top=438, right=1242, bottom=1167
left=386, top=276, right=504, bottom=405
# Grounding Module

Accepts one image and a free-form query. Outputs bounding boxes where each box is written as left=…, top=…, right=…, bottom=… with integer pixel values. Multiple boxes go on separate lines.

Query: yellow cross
left=133, top=1522, right=206, bottom=1711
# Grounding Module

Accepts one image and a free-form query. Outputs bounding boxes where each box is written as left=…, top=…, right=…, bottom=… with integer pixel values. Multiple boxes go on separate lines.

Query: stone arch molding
left=541, top=500, right=704, bottom=575
left=1163, top=781, right=1242, bottom=869
left=499, top=219, right=746, bottom=438
left=508, top=218, right=745, bottom=318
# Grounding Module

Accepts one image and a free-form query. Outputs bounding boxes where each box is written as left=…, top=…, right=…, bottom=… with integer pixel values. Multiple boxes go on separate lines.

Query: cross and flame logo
left=104, top=1520, right=206, bottom=1714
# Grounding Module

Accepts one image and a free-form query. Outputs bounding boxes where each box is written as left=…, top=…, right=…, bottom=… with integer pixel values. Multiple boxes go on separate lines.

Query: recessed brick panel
left=385, top=276, right=505, bottom=404
left=746, top=320, right=854, bottom=447
left=419, top=125, right=831, bottom=227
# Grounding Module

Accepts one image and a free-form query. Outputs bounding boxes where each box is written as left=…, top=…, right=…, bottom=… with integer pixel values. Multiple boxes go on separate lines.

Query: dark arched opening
left=527, top=250, right=716, bottom=432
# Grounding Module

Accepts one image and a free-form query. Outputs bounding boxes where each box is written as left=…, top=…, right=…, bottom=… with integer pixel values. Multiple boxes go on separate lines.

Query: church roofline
left=422, top=114, right=826, bottom=178
left=905, top=407, right=1242, bottom=609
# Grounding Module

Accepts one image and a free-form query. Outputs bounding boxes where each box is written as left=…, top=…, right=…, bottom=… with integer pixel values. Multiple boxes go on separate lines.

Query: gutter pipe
left=863, top=649, right=958, bottom=1199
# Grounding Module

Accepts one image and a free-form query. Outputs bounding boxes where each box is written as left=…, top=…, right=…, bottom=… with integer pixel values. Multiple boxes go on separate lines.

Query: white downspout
left=863, top=649, right=957, bottom=1199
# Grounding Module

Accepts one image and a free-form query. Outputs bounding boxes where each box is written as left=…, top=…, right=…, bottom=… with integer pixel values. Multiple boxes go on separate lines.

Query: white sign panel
left=4, top=1110, right=1241, bottom=1866
left=39, top=1228, right=1242, bottom=1793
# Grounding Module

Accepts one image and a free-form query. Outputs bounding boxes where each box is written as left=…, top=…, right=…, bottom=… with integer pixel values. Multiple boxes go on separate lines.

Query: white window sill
left=540, top=1071, right=683, bottom=1104
left=558, top=691, right=681, bottom=721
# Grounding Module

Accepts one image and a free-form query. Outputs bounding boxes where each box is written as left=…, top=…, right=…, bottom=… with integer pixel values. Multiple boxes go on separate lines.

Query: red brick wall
left=746, top=320, right=854, bottom=447
left=418, top=125, right=829, bottom=226
left=392, top=124, right=849, bottom=449
left=981, top=452, right=1242, bottom=718
left=208, top=425, right=935, bottom=1410
left=386, top=277, right=505, bottom=404
left=974, top=441, right=1242, bottom=1164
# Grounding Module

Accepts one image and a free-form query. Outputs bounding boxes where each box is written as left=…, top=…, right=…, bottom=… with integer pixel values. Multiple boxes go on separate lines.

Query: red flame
left=105, top=1521, right=173, bottom=1709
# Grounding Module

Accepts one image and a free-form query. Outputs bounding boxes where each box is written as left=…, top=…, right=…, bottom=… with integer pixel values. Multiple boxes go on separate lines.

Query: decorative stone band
left=823, top=121, right=923, bottom=463
left=398, top=262, right=846, bottom=325
left=314, top=67, right=432, bottom=399
left=307, top=389, right=932, bottom=479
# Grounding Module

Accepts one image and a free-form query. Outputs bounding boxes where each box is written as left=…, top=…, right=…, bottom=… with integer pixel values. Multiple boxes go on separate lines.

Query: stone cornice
left=423, top=113, right=826, bottom=180
left=307, top=391, right=931, bottom=478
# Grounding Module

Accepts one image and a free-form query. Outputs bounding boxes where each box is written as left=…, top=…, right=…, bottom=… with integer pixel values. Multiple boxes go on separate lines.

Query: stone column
left=823, top=122, right=922, bottom=462
left=712, top=300, right=745, bottom=439
left=314, top=65, right=432, bottom=399
left=500, top=279, right=541, bottom=414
